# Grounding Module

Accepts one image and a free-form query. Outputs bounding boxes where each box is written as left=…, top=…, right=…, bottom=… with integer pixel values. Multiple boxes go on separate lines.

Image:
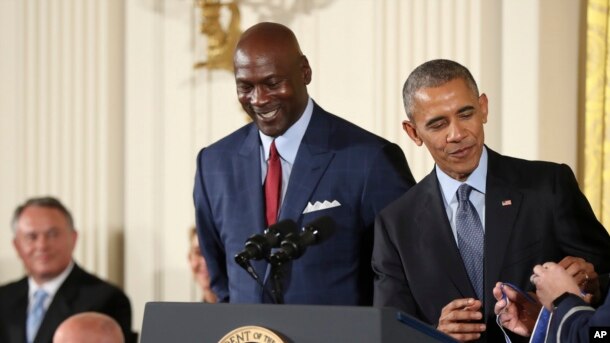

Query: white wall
left=0, top=0, right=125, bottom=283
left=0, top=0, right=582, bottom=333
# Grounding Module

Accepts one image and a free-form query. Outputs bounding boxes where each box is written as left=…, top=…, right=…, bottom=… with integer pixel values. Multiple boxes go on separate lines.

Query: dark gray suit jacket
left=373, top=148, right=610, bottom=342
left=194, top=102, right=415, bottom=304
left=0, top=264, right=133, bottom=343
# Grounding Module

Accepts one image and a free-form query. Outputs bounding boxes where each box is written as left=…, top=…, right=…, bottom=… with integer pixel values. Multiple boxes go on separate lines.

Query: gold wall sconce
left=194, top=0, right=242, bottom=71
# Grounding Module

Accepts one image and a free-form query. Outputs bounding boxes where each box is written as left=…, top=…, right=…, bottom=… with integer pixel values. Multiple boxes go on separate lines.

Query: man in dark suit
left=194, top=22, right=415, bottom=305
left=372, top=59, right=610, bottom=342
left=0, top=197, right=133, bottom=343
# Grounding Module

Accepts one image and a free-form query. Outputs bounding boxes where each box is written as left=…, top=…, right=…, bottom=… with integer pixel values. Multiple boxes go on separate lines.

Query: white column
left=0, top=0, right=125, bottom=288
left=501, top=0, right=579, bottom=170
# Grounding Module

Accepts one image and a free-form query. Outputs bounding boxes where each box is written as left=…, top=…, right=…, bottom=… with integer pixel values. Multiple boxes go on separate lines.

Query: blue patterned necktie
left=456, top=184, right=485, bottom=300
left=26, top=289, right=48, bottom=343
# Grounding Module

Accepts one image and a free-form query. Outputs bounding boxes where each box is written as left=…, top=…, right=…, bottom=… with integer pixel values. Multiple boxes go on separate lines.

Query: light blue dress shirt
left=259, top=97, right=314, bottom=214
left=436, top=147, right=488, bottom=245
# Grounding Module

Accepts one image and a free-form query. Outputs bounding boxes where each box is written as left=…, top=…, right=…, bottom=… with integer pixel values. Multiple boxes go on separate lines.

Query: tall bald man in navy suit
left=194, top=22, right=415, bottom=305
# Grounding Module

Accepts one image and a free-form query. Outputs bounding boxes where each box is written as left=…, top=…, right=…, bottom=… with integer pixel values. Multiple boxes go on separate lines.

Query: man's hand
left=492, top=282, right=539, bottom=337
left=437, top=298, right=486, bottom=342
left=532, top=262, right=585, bottom=311
left=558, top=256, right=600, bottom=303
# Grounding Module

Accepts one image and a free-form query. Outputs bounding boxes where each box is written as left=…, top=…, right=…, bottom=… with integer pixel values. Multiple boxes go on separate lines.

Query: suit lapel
left=279, top=105, right=334, bottom=224
left=6, top=278, right=28, bottom=343
left=238, top=125, right=268, bottom=282
left=35, top=265, right=81, bottom=343
left=483, top=150, right=522, bottom=314
left=417, top=172, right=476, bottom=298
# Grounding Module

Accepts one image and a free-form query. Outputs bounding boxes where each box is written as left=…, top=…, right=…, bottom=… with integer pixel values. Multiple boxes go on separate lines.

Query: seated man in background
left=494, top=261, right=610, bottom=342
left=188, top=226, right=217, bottom=303
left=53, top=312, right=124, bottom=343
left=0, top=196, right=134, bottom=343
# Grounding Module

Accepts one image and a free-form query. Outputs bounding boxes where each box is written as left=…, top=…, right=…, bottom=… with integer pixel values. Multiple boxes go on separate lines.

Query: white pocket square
left=302, top=200, right=341, bottom=214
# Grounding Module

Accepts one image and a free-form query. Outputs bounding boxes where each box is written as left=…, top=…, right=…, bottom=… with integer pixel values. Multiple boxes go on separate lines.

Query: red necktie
left=265, top=140, right=282, bottom=226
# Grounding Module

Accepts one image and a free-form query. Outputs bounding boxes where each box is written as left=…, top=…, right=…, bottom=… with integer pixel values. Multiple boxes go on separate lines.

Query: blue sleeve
left=549, top=293, right=610, bottom=342
left=193, top=148, right=230, bottom=302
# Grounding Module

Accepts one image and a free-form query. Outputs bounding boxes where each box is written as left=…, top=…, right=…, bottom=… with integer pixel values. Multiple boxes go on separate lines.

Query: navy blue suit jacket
left=547, top=293, right=610, bottom=342
left=0, top=264, right=133, bottom=343
left=373, top=148, right=610, bottom=342
left=194, top=102, right=415, bottom=304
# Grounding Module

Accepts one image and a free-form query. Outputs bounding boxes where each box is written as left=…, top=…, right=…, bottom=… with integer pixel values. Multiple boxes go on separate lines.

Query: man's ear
left=403, top=120, right=423, bottom=146
left=13, top=236, right=24, bottom=259
left=479, top=93, right=489, bottom=124
left=69, top=230, right=78, bottom=252
left=301, top=55, right=312, bottom=85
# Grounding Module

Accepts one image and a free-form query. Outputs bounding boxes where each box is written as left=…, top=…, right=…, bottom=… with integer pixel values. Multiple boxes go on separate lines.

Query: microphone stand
left=236, top=255, right=284, bottom=304
left=270, top=264, right=284, bottom=304
left=269, top=253, right=289, bottom=304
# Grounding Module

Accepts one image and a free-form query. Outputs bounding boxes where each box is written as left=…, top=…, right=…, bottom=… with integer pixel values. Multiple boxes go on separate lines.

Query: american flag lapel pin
left=501, top=199, right=512, bottom=206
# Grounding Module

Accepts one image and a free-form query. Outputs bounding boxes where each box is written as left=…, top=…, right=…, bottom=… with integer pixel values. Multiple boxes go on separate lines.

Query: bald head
left=53, top=312, right=124, bottom=343
left=234, top=22, right=303, bottom=63
left=233, top=22, right=312, bottom=137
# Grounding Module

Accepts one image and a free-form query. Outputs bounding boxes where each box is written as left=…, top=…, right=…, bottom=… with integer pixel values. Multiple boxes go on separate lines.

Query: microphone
left=234, top=219, right=298, bottom=269
left=269, top=216, right=336, bottom=266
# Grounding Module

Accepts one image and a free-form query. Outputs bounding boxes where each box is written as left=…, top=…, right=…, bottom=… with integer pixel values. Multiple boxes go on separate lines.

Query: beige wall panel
left=502, top=0, right=541, bottom=160
left=538, top=0, right=579, bottom=170
left=0, top=0, right=23, bottom=281
left=125, top=0, right=165, bottom=330
left=501, top=0, right=579, bottom=170
left=0, top=0, right=125, bottom=299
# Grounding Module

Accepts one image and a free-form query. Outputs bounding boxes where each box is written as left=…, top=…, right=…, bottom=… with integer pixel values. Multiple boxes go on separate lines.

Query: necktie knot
left=33, top=289, right=48, bottom=304
left=457, top=183, right=473, bottom=202
left=269, top=140, right=280, bottom=161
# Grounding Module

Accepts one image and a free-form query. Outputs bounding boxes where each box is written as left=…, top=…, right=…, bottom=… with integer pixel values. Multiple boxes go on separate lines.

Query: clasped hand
left=493, top=256, right=598, bottom=337
left=437, top=298, right=486, bottom=342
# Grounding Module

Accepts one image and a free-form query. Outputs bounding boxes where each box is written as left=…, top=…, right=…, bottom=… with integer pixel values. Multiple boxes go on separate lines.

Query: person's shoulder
left=0, top=276, right=27, bottom=295
left=491, top=149, right=571, bottom=175
left=198, top=122, right=256, bottom=155
left=493, top=150, right=564, bottom=170
left=327, top=112, right=389, bottom=142
left=68, top=265, right=128, bottom=297
left=59, top=265, right=132, bottom=314
left=379, top=172, right=433, bottom=217
left=312, top=106, right=395, bottom=152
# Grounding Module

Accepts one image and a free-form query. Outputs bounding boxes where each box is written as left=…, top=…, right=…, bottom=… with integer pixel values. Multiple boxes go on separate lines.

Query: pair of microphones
left=234, top=216, right=336, bottom=278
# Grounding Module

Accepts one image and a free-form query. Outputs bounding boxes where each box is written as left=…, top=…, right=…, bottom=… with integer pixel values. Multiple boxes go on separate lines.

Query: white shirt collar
left=28, top=260, right=75, bottom=307
left=436, top=146, right=488, bottom=204
left=259, top=97, right=313, bottom=164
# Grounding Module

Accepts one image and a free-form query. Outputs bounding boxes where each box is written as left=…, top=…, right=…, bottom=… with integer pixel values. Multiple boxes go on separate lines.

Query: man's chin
left=257, top=124, right=284, bottom=138
left=33, top=267, right=62, bottom=278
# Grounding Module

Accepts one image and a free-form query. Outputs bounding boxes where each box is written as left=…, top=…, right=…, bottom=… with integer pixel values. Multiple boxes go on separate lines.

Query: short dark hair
left=402, top=59, right=479, bottom=119
left=11, top=196, right=75, bottom=233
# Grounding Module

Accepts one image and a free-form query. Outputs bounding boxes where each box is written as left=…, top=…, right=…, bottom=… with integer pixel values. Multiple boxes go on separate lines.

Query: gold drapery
left=584, top=0, right=610, bottom=232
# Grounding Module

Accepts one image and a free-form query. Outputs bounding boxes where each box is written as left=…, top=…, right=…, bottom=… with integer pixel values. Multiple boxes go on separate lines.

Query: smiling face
left=13, top=205, right=77, bottom=285
left=234, top=23, right=312, bottom=137
left=403, top=78, right=488, bottom=181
